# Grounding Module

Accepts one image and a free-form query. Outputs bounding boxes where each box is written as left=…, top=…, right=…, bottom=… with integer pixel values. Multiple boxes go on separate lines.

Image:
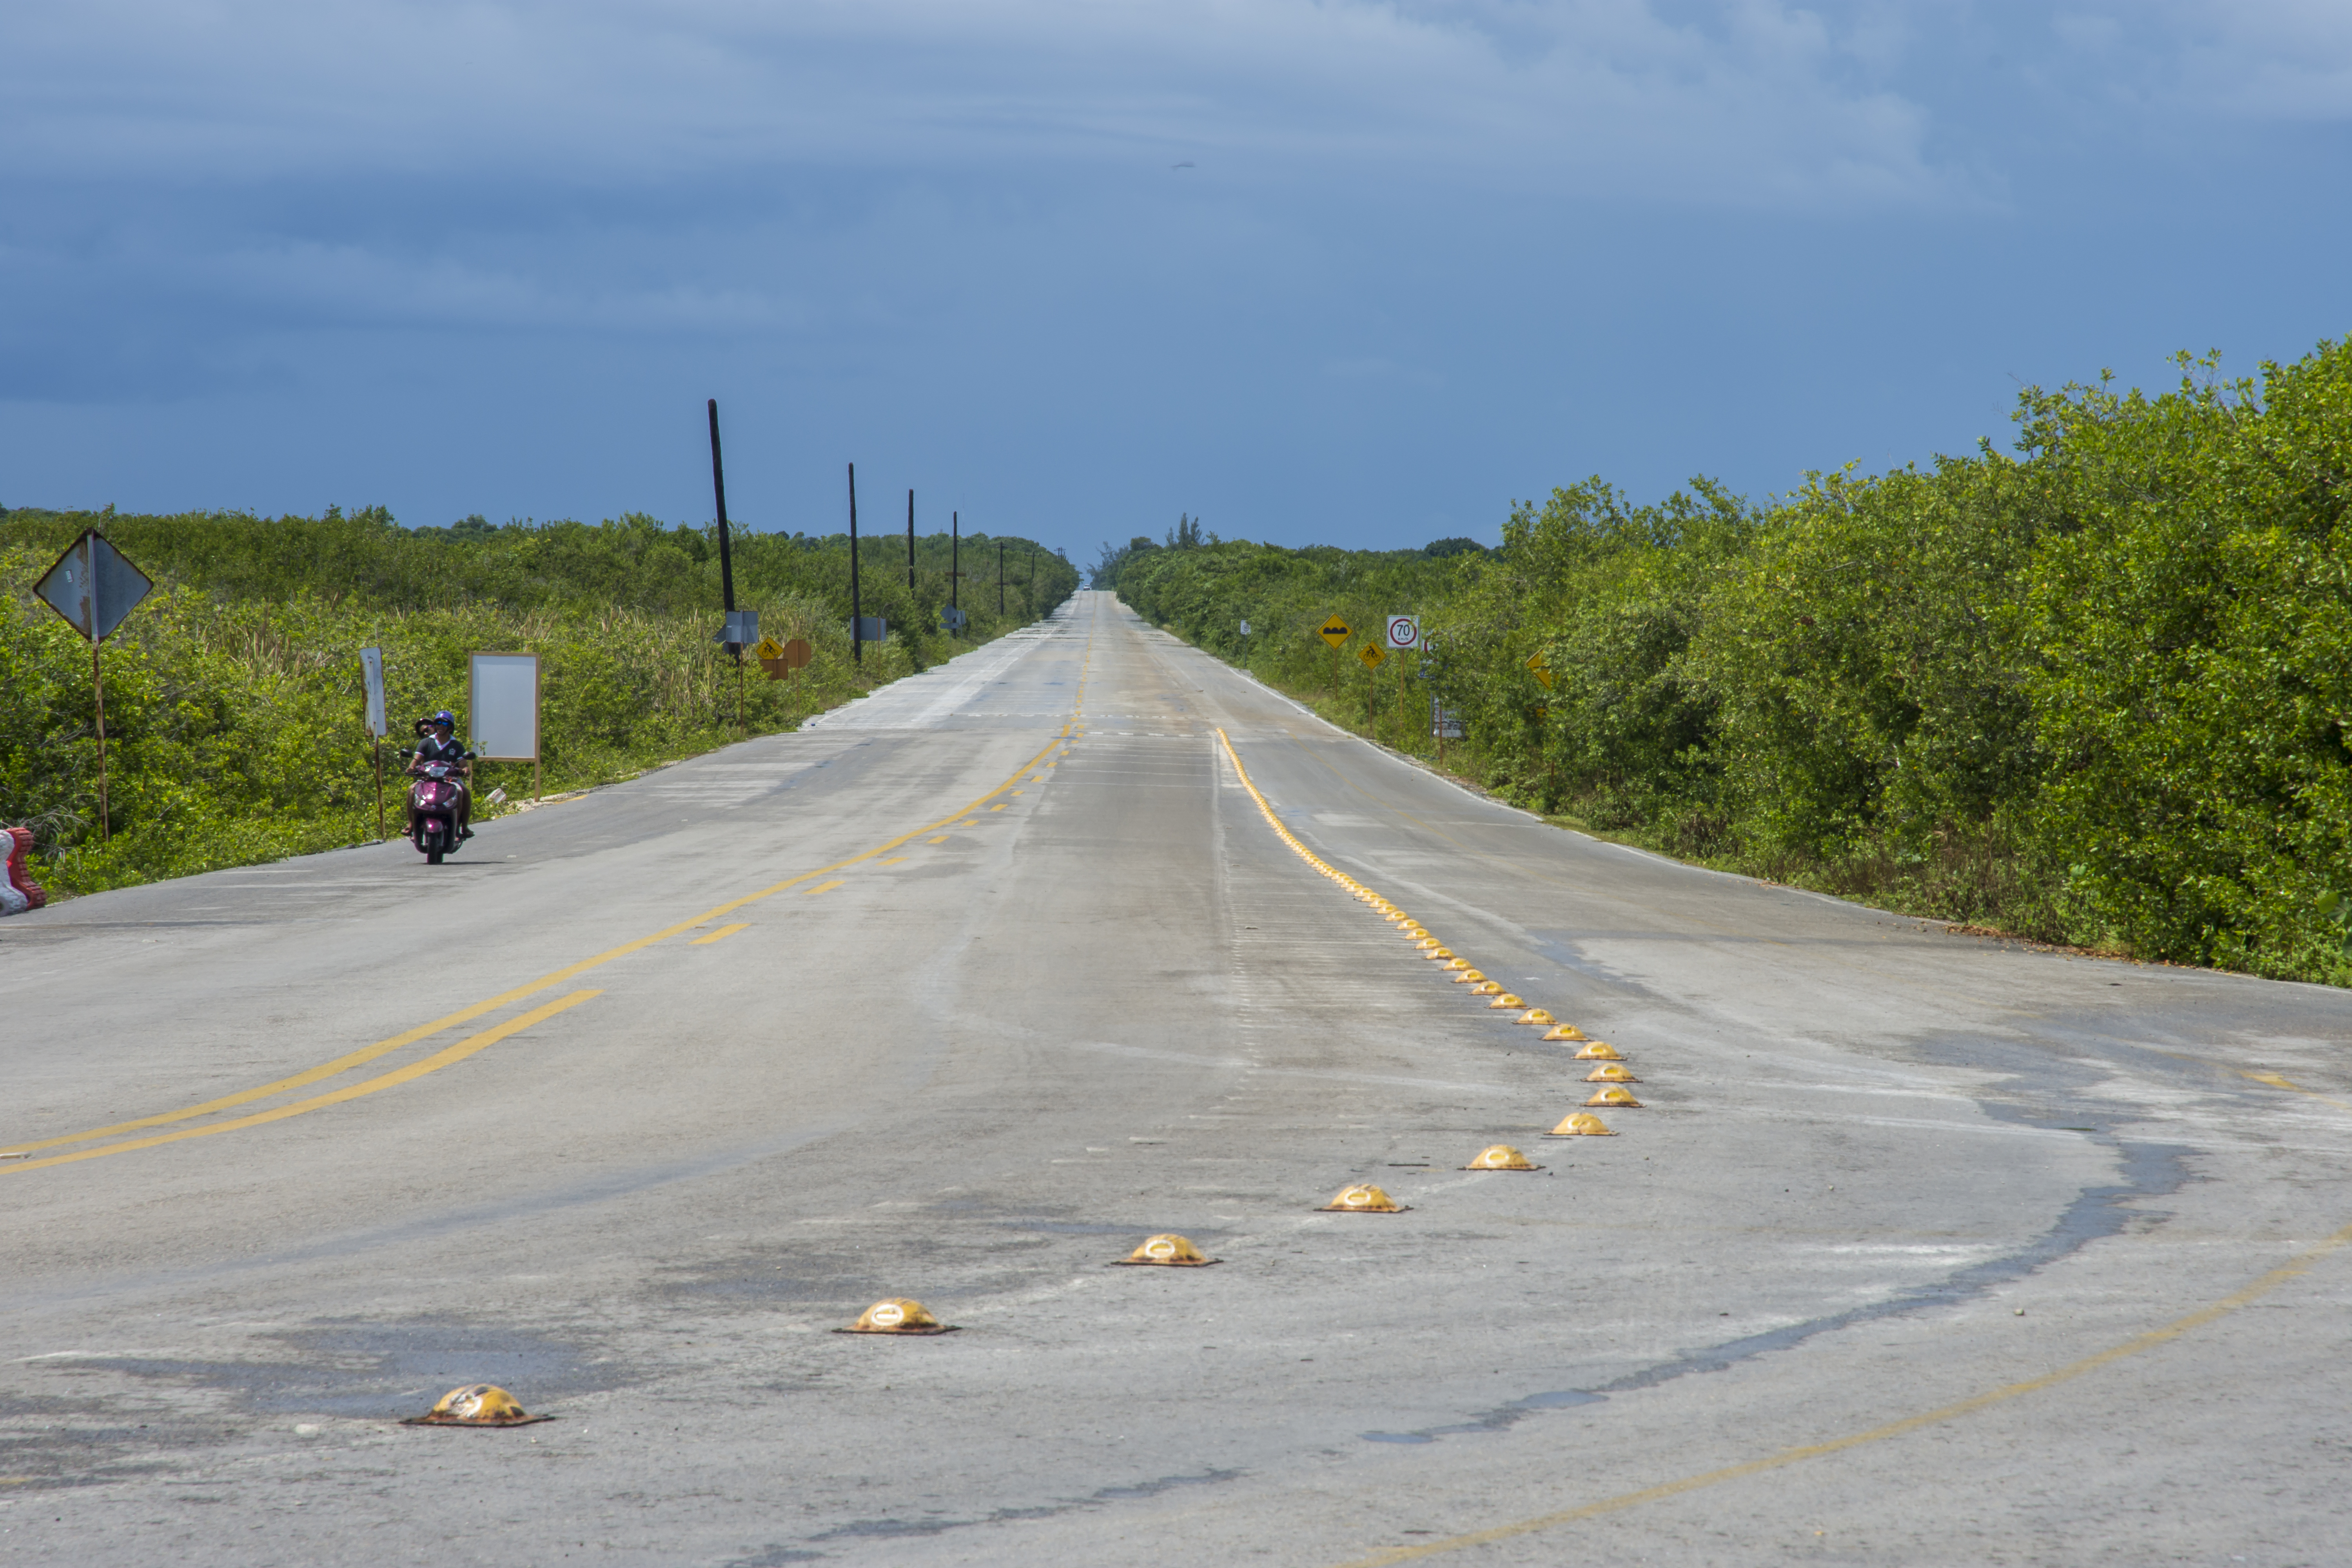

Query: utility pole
left=998, top=540, right=1005, bottom=616
left=848, top=463, right=862, bottom=666
left=707, top=399, right=737, bottom=666
left=906, top=490, right=916, bottom=596
left=951, top=512, right=959, bottom=633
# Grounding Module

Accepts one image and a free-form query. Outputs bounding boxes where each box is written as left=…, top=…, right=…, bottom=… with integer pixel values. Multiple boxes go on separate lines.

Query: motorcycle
left=405, top=750, right=476, bottom=864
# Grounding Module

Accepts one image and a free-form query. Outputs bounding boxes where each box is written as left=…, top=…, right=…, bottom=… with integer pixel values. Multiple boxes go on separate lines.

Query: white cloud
left=4, top=0, right=1979, bottom=209
left=2049, top=1, right=2352, bottom=120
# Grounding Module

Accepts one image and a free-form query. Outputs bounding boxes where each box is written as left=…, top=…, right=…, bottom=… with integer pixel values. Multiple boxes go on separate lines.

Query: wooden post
left=373, top=736, right=384, bottom=841
left=92, top=641, right=108, bottom=842
left=906, top=490, right=915, bottom=595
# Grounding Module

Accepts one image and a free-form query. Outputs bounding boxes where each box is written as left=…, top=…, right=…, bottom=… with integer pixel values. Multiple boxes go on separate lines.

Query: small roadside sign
left=1240, top=619, right=1251, bottom=636
left=34, top=531, right=155, bottom=845
left=36, top=531, right=152, bottom=644
left=1385, top=615, right=1419, bottom=651
left=759, top=635, right=815, bottom=681
left=1432, top=703, right=1465, bottom=740
left=1525, top=650, right=1555, bottom=690
left=715, top=609, right=759, bottom=645
left=938, top=606, right=967, bottom=632
left=1357, top=642, right=1387, bottom=670
left=359, top=646, right=388, bottom=739
left=1318, top=615, right=1351, bottom=649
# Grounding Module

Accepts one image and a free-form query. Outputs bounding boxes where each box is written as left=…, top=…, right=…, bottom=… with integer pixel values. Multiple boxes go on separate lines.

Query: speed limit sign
left=1385, top=615, right=1419, bottom=651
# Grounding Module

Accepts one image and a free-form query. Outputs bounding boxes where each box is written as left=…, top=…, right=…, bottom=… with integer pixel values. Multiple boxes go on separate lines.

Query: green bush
left=0, top=511, right=1077, bottom=896
left=1108, top=337, right=2352, bottom=984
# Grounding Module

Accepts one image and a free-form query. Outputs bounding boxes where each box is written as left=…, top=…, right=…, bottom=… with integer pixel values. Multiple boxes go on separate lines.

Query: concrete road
left=4, top=591, right=2349, bottom=1566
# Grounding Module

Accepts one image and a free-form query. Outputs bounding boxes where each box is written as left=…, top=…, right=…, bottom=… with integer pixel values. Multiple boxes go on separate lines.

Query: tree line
left=1109, top=339, right=2352, bottom=984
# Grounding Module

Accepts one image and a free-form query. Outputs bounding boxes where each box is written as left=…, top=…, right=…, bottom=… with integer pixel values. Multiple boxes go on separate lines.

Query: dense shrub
left=1111, top=338, right=2352, bottom=983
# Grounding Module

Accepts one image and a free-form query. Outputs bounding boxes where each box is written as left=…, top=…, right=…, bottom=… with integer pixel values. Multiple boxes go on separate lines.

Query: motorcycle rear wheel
left=426, top=848, right=444, bottom=865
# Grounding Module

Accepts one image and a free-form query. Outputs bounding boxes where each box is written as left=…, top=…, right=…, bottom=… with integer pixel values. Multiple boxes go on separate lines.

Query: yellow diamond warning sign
left=1318, top=615, right=1352, bottom=649
left=1358, top=642, right=1387, bottom=670
left=1525, top=651, right=1555, bottom=690
left=753, top=635, right=785, bottom=661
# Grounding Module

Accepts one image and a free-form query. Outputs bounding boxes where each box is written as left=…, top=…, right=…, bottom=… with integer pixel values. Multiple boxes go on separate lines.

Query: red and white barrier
left=2, top=827, right=46, bottom=916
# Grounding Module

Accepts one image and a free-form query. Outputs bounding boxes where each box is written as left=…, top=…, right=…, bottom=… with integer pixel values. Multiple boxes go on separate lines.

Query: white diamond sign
left=36, top=531, right=153, bottom=644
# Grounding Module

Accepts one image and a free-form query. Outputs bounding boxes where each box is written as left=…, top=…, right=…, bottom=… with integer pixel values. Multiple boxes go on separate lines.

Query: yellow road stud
left=1585, top=1085, right=1644, bottom=1108
left=1114, top=1234, right=1217, bottom=1266
left=1426, top=946, right=1455, bottom=960
left=1548, top=1112, right=1616, bottom=1136
left=1451, top=968, right=1485, bottom=984
left=1586, top=1063, right=1640, bottom=1083
left=1574, top=1042, right=1624, bottom=1060
left=1488, top=993, right=1524, bottom=1009
left=837, top=1298, right=956, bottom=1334
left=1516, top=1008, right=1555, bottom=1025
left=1470, top=981, right=1504, bottom=996
left=1461, top=1144, right=1542, bottom=1171
left=1541, top=1024, right=1589, bottom=1042
left=1320, top=1183, right=1407, bottom=1213
left=402, top=1385, right=550, bottom=1427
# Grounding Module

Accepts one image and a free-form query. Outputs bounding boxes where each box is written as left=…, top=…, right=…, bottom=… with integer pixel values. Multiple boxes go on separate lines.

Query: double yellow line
left=4, top=727, right=1070, bottom=1176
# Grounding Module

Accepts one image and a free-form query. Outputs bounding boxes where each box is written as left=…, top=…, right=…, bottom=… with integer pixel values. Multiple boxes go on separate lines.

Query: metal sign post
left=360, top=646, right=389, bottom=839
left=34, top=530, right=154, bottom=843
left=1385, top=617, right=1418, bottom=746
left=714, top=610, right=759, bottom=729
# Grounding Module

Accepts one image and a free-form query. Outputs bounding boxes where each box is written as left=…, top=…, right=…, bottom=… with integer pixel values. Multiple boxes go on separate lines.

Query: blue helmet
left=431, top=710, right=457, bottom=730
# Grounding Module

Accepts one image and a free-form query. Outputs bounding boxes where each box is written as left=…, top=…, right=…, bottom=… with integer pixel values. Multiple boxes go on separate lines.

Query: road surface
left=5, top=592, right=2349, bottom=1565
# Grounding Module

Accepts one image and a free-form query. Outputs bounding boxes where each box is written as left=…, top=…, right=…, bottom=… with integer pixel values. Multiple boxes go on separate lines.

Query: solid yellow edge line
left=5, top=730, right=1068, bottom=1168
left=1328, top=1215, right=2352, bottom=1566
left=2, top=991, right=604, bottom=1173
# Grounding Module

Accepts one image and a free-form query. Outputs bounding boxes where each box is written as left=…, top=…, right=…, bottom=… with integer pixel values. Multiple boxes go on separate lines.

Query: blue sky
left=4, top=1, right=2348, bottom=562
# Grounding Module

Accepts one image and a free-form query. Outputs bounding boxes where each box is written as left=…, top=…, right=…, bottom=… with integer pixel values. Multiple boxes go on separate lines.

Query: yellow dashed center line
left=691, top=924, right=750, bottom=945
left=802, top=879, right=847, bottom=897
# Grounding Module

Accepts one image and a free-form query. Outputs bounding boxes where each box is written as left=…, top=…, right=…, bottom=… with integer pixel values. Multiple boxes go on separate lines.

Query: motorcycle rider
left=407, top=710, right=475, bottom=840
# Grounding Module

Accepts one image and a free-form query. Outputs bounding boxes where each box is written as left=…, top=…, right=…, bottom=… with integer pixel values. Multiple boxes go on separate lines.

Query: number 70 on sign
left=1385, top=615, right=1420, bottom=651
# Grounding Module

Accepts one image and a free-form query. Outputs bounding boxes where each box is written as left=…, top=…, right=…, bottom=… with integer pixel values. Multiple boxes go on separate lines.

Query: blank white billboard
left=469, top=653, right=540, bottom=761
